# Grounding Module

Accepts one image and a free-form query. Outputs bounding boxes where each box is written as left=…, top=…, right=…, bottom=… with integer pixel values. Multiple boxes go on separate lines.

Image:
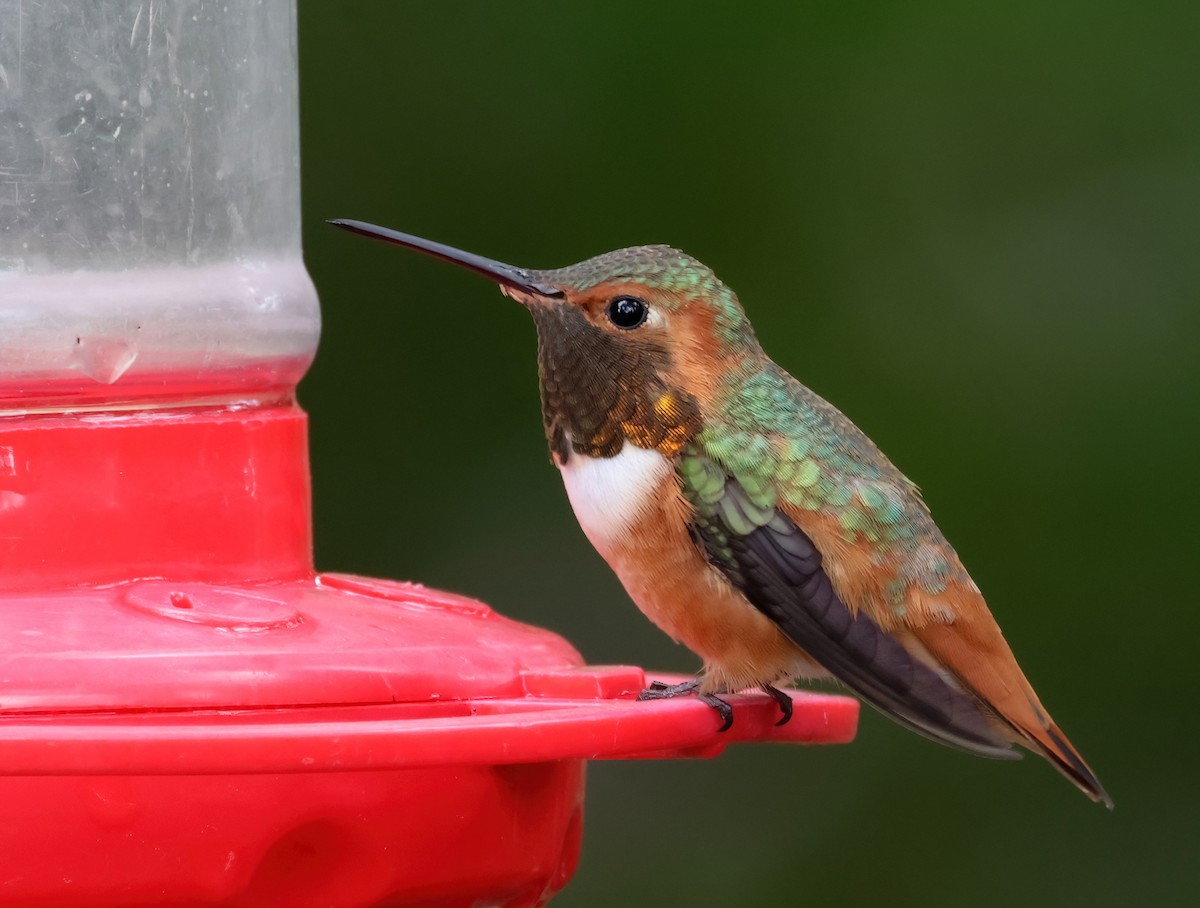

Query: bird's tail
left=1010, top=712, right=1113, bottom=808
left=913, top=604, right=1112, bottom=808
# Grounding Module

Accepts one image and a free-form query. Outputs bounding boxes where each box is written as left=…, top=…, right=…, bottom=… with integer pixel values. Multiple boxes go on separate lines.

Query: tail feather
left=1017, top=718, right=1113, bottom=809
left=912, top=601, right=1112, bottom=808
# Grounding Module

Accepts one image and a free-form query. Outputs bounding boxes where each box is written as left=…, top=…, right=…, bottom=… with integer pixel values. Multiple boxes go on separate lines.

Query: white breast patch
left=557, top=441, right=672, bottom=549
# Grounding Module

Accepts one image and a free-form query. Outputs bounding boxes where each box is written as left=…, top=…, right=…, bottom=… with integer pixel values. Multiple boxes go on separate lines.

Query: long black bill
left=328, top=219, right=564, bottom=299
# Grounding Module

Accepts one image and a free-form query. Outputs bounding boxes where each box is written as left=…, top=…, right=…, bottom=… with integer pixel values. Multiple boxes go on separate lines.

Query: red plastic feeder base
left=0, top=405, right=858, bottom=907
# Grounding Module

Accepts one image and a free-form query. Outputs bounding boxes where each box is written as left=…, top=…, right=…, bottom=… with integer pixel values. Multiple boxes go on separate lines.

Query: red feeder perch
left=0, top=3, right=857, bottom=906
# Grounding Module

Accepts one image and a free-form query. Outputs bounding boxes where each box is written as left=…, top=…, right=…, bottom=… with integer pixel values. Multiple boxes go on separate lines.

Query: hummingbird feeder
left=0, top=2, right=857, bottom=906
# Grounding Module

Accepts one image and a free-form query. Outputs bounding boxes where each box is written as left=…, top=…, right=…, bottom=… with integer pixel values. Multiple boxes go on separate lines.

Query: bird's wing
left=679, top=448, right=1018, bottom=758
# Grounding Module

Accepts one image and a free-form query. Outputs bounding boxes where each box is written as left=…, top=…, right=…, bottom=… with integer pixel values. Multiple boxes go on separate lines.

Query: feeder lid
left=0, top=574, right=586, bottom=713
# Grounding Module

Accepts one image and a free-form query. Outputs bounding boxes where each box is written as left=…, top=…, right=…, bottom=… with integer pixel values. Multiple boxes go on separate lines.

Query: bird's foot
left=761, top=684, right=794, bottom=726
left=637, top=679, right=734, bottom=732
left=637, top=679, right=700, bottom=699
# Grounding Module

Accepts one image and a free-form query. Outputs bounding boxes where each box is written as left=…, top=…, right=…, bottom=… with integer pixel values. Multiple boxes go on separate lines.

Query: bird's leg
left=637, top=679, right=734, bottom=732
left=761, top=684, right=794, bottom=726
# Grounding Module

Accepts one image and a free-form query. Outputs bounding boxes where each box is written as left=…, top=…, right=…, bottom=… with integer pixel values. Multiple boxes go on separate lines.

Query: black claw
left=700, top=693, right=734, bottom=732
left=762, top=684, right=794, bottom=726
left=637, top=680, right=735, bottom=731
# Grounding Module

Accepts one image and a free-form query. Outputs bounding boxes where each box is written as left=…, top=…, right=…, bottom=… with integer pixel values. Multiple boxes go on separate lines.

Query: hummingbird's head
left=329, top=220, right=762, bottom=460
left=521, top=242, right=759, bottom=374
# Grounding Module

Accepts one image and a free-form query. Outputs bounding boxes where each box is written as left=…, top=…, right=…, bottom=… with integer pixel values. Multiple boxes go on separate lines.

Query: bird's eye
left=607, top=295, right=649, bottom=329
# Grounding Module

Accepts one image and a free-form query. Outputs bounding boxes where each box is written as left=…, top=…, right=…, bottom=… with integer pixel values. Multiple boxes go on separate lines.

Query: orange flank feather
left=593, top=472, right=811, bottom=695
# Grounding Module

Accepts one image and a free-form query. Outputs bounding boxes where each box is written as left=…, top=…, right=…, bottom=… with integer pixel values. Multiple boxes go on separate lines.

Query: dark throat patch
left=529, top=303, right=702, bottom=463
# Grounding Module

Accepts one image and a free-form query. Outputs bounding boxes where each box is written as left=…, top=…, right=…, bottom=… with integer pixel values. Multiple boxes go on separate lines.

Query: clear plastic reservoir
left=0, top=0, right=319, bottom=410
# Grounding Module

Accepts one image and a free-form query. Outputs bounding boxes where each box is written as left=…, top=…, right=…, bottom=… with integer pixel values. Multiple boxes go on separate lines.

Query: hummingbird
left=330, top=218, right=1111, bottom=807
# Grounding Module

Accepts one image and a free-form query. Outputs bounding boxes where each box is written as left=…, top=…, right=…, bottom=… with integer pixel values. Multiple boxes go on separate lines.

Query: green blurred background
left=298, top=2, right=1198, bottom=905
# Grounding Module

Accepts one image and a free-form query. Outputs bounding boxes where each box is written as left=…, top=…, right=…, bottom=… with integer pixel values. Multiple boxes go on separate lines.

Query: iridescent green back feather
left=681, top=353, right=969, bottom=614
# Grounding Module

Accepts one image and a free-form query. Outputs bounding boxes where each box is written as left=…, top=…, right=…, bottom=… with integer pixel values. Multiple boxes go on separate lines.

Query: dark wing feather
left=688, top=472, right=1018, bottom=759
